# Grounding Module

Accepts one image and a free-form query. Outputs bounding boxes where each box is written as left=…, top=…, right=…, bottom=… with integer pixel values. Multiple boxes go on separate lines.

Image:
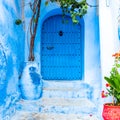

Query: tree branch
left=28, top=0, right=41, bottom=61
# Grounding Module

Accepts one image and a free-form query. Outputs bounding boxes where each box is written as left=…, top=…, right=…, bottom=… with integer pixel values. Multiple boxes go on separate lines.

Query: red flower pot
left=102, top=103, right=120, bottom=120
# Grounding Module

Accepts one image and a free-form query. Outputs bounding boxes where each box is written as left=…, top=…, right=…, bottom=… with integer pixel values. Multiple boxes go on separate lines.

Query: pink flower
left=101, top=91, right=108, bottom=98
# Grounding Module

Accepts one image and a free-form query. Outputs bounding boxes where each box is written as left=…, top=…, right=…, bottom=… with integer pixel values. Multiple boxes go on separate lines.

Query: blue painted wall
left=34, top=0, right=101, bottom=101
left=22, top=0, right=101, bottom=104
left=0, top=0, right=25, bottom=105
left=0, top=0, right=100, bottom=113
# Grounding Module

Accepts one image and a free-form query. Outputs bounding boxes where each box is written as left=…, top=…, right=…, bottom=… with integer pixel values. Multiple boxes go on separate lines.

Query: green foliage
left=45, top=1, right=49, bottom=6
left=15, top=19, right=22, bottom=25
left=46, top=0, right=88, bottom=23
left=104, top=52, right=120, bottom=105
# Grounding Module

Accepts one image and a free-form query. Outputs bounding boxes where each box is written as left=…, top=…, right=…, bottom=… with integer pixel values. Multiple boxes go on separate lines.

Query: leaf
left=104, top=76, right=120, bottom=92
left=15, top=19, right=22, bottom=25
left=116, top=64, right=120, bottom=68
left=45, top=1, right=49, bottom=6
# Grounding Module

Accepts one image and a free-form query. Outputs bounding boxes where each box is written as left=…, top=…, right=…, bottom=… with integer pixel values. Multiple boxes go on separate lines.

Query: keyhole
left=59, top=30, right=63, bottom=36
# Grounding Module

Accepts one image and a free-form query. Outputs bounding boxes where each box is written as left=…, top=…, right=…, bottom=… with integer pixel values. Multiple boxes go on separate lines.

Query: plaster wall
left=0, top=0, right=119, bottom=119
left=99, top=0, right=120, bottom=103
left=36, top=0, right=101, bottom=101
left=24, top=0, right=100, bottom=100
left=0, top=0, right=25, bottom=105
left=23, top=0, right=120, bottom=118
left=0, top=0, right=100, bottom=105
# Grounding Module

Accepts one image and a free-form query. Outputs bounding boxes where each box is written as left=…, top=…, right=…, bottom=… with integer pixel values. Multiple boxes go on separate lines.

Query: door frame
left=40, top=8, right=85, bottom=80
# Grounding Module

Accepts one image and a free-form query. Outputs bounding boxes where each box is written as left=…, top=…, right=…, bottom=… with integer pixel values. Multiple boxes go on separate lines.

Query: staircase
left=11, top=80, right=100, bottom=120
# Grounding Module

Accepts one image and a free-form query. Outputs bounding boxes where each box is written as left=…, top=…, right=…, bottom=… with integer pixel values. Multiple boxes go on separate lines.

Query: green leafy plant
left=46, top=0, right=88, bottom=24
left=103, top=51, right=120, bottom=105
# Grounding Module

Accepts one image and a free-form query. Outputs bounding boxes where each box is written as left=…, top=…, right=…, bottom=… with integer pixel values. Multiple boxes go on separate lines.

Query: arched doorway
left=41, top=15, right=84, bottom=80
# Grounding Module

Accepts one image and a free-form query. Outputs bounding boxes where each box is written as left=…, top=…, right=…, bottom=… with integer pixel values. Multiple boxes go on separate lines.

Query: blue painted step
left=11, top=80, right=100, bottom=120
left=15, top=98, right=97, bottom=114
left=42, top=80, right=93, bottom=99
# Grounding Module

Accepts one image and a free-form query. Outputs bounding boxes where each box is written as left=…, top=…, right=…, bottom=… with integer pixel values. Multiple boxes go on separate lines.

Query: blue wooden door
left=41, top=15, right=83, bottom=80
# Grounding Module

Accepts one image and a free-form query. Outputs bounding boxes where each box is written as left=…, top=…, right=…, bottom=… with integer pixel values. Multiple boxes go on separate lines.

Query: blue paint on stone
left=0, top=0, right=102, bottom=119
left=0, top=0, right=24, bottom=118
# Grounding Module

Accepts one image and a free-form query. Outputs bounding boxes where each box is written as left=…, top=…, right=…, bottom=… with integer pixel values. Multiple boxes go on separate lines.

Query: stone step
left=43, top=80, right=92, bottom=90
left=10, top=81, right=100, bottom=120
left=42, top=89, right=92, bottom=99
left=15, top=98, right=97, bottom=114
left=42, top=80, right=93, bottom=99
left=40, top=97, right=95, bottom=106
left=11, top=112, right=99, bottom=120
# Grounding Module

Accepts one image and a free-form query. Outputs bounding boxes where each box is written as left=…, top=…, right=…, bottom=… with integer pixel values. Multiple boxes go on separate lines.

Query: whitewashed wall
left=99, top=0, right=120, bottom=116
left=99, top=0, right=120, bottom=97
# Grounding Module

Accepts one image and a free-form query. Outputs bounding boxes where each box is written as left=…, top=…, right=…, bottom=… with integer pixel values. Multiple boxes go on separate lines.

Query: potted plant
left=102, top=50, right=120, bottom=120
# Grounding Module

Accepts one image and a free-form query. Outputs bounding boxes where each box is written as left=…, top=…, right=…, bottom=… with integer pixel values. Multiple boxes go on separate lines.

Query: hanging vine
left=46, top=0, right=88, bottom=23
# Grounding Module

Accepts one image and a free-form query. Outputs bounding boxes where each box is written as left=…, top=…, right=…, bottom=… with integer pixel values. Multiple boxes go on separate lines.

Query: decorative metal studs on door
left=59, top=30, right=63, bottom=36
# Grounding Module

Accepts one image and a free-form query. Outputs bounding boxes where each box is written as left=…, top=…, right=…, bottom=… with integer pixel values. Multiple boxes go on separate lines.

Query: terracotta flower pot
left=102, top=103, right=120, bottom=120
